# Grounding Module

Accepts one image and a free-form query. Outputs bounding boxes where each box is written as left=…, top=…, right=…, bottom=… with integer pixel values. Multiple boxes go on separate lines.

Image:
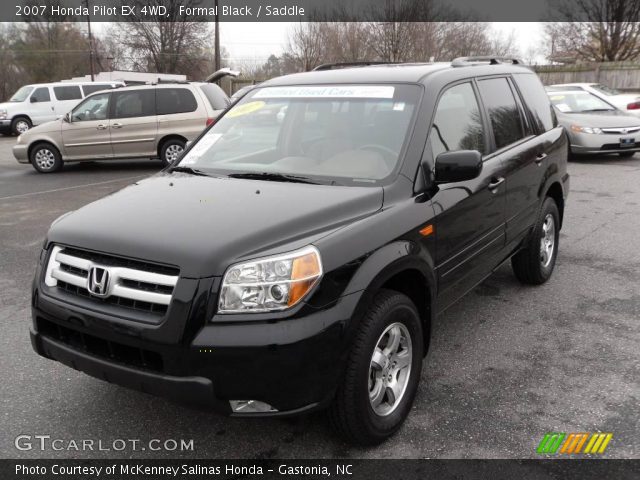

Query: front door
left=61, top=92, right=113, bottom=160
left=109, top=89, right=158, bottom=158
left=426, top=81, right=507, bottom=311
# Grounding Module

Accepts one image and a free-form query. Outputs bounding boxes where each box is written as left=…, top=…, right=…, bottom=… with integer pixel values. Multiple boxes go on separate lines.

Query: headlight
left=218, top=246, right=322, bottom=314
left=0, top=109, right=7, bottom=119
left=570, top=125, right=602, bottom=134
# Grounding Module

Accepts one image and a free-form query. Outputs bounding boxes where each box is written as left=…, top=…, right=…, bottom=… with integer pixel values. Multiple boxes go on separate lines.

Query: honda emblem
left=87, top=267, right=110, bottom=297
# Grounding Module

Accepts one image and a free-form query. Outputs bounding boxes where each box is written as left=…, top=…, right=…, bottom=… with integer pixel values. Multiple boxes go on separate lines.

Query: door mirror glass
left=30, top=96, right=36, bottom=103
left=434, top=150, right=482, bottom=183
left=63, top=112, right=71, bottom=123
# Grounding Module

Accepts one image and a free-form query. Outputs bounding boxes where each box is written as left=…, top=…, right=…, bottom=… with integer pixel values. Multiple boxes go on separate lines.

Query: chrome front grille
left=601, top=126, right=640, bottom=134
left=44, top=245, right=179, bottom=316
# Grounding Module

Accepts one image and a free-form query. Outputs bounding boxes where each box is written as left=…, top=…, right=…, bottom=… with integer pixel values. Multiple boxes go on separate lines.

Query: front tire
left=329, top=289, right=423, bottom=445
left=11, top=117, right=31, bottom=136
left=160, top=139, right=186, bottom=167
left=511, top=197, right=560, bottom=285
left=30, top=143, right=63, bottom=173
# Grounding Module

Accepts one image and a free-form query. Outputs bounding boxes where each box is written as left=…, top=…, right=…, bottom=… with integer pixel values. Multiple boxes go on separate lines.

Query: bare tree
left=110, top=0, right=213, bottom=78
left=546, top=0, right=640, bottom=61
left=286, top=22, right=327, bottom=71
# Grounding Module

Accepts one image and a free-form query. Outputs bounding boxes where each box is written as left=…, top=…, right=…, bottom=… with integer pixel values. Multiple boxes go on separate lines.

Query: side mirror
left=434, top=150, right=482, bottom=184
left=30, top=96, right=37, bottom=103
left=63, top=113, right=71, bottom=123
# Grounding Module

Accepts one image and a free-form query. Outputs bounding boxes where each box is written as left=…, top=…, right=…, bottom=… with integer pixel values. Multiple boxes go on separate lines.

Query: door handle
left=488, top=177, right=505, bottom=191
left=535, top=153, right=547, bottom=165
left=96, top=124, right=108, bottom=130
left=111, top=123, right=123, bottom=129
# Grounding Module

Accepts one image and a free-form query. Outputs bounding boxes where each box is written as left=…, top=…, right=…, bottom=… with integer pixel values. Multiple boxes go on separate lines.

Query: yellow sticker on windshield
left=226, top=101, right=266, bottom=118
left=549, top=95, right=565, bottom=101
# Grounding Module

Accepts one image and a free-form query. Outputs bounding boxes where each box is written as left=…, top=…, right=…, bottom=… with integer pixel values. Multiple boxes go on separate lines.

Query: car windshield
left=547, top=91, right=616, bottom=113
left=591, top=84, right=621, bottom=96
left=176, top=84, right=422, bottom=185
left=9, top=86, right=34, bottom=102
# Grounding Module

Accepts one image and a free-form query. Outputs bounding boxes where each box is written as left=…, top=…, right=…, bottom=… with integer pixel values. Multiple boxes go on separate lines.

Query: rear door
left=477, top=76, right=547, bottom=248
left=428, top=81, right=508, bottom=311
left=61, top=92, right=113, bottom=160
left=109, top=89, right=158, bottom=157
left=27, top=86, right=55, bottom=125
left=156, top=87, right=206, bottom=140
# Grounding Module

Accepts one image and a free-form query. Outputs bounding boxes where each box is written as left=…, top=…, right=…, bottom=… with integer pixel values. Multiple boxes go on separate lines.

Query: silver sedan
left=547, top=89, right=640, bottom=157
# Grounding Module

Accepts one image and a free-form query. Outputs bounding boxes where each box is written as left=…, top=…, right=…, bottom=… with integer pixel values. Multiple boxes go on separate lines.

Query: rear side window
left=429, top=82, right=485, bottom=158
left=157, top=88, right=198, bottom=115
left=112, top=90, right=156, bottom=118
left=512, top=74, right=557, bottom=132
left=31, top=87, right=50, bottom=103
left=53, top=85, right=82, bottom=101
left=82, top=84, right=114, bottom=96
left=477, top=78, right=525, bottom=150
left=198, top=84, right=230, bottom=110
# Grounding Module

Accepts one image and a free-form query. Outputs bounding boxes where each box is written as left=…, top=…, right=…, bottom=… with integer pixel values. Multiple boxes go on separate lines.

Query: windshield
left=176, top=84, right=421, bottom=185
left=547, top=91, right=616, bottom=113
left=591, top=84, right=621, bottom=96
left=9, top=86, right=34, bottom=102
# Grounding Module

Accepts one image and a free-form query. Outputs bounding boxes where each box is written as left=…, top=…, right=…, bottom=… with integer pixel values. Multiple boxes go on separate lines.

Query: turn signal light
left=627, top=102, right=640, bottom=110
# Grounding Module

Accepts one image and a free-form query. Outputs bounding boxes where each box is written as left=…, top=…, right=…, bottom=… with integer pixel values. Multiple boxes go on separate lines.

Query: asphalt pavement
left=0, top=134, right=638, bottom=459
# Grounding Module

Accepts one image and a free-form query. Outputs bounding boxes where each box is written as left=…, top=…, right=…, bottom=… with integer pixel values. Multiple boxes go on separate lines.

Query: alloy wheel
left=34, top=148, right=56, bottom=171
left=540, top=213, right=555, bottom=268
left=165, top=144, right=184, bottom=163
left=16, top=120, right=30, bottom=134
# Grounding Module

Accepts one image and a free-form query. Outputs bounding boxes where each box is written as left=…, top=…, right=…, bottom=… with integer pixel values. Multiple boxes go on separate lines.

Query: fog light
left=229, top=400, right=278, bottom=413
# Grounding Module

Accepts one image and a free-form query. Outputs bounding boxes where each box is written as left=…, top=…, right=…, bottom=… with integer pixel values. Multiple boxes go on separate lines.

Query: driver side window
left=429, top=82, right=485, bottom=159
left=71, top=93, right=110, bottom=122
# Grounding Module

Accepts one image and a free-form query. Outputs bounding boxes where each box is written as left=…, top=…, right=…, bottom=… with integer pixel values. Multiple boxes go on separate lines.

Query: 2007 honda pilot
left=30, top=58, right=569, bottom=445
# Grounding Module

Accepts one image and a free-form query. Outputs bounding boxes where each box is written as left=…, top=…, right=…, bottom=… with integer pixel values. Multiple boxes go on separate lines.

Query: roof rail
left=312, top=61, right=398, bottom=71
left=150, top=79, right=190, bottom=85
left=451, top=56, right=523, bottom=67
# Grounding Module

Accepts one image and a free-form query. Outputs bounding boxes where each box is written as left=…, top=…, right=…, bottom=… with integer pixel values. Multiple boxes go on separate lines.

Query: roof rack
left=451, top=56, right=523, bottom=67
left=312, top=61, right=398, bottom=71
left=153, top=78, right=190, bottom=84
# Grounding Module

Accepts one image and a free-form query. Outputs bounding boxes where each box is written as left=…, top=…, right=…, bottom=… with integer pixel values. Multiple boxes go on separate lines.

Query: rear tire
left=329, top=289, right=423, bottom=445
left=619, top=151, right=635, bottom=158
left=11, top=117, right=31, bottom=136
left=30, top=143, right=63, bottom=173
left=511, top=197, right=560, bottom=285
left=160, top=139, right=186, bottom=167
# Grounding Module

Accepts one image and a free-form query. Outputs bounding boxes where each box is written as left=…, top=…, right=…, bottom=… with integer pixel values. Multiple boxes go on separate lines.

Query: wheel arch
left=157, top=134, right=188, bottom=158
left=544, top=181, right=565, bottom=229
left=28, top=140, right=61, bottom=160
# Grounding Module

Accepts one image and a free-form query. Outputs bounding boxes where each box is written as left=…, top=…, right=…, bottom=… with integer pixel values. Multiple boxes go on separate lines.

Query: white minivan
left=0, top=81, right=124, bottom=135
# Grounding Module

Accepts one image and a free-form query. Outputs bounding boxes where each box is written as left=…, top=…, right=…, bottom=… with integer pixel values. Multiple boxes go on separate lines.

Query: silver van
left=0, top=81, right=124, bottom=135
left=13, top=82, right=230, bottom=172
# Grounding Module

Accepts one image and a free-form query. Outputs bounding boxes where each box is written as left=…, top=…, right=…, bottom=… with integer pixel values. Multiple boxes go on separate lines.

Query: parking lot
left=0, top=133, right=638, bottom=459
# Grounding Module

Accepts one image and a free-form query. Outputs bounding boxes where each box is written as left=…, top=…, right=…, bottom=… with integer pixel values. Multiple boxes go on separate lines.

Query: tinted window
left=198, top=84, right=229, bottom=110
left=157, top=88, right=198, bottom=115
left=112, top=90, right=156, bottom=118
left=478, top=78, right=525, bottom=150
left=513, top=74, right=556, bottom=132
left=53, top=85, right=82, bottom=101
left=31, top=87, right=50, bottom=103
left=82, top=84, right=114, bottom=96
left=430, top=82, right=485, bottom=159
left=71, top=93, right=110, bottom=122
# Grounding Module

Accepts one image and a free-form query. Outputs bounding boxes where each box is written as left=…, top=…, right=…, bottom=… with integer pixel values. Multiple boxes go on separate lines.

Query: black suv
left=30, top=58, right=569, bottom=445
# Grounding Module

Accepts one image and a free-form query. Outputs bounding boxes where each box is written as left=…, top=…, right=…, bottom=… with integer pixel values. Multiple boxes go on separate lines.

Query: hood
left=23, top=119, right=63, bottom=135
left=556, top=110, right=640, bottom=128
left=0, top=101, right=19, bottom=113
left=48, top=173, right=384, bottom=277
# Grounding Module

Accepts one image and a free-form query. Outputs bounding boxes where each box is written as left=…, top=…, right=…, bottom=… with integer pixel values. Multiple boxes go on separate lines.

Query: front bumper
left=13, top=144, right=29, bottom=163
left=0, top=119, right=11, bottom=134
left=569, top=131, right=640, bottom=154
left=31, top=274, right=358, bottom=416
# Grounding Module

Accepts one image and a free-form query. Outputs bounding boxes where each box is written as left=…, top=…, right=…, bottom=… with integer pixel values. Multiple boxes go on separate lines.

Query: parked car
left=547, top=88, right=640, bottom=157
left=30, top=58, right=569, bottom=445
left=0, top=81, right=124, bottom=136
left=548, top=83, right=640, bottom=117
left=13, top=82, right=230, bottom=172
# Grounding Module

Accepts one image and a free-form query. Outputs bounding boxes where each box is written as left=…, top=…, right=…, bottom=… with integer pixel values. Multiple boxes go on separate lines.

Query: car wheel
left=618, top=151, right=635, bottom=158
left=511, top=197, right=560, bottom=285
left=11, top=117, right=32, bottom=136
left=329, top=289, right=423, bottom=445
left=30, top=143, right=63, bottom=173
left=160, top=139, right=186, bottom=167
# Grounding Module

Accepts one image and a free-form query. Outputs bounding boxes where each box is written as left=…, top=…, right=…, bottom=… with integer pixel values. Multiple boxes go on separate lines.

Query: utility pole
left=214, top=0, right=220, bottom=70
left=85, top=0, right=95, bottom=81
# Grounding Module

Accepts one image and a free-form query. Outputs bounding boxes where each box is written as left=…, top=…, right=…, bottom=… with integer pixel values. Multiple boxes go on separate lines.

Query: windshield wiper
left=580, top=108, right=614, bottom=112
left=227, top=172, right=320, bottom=184
left=170, top=166, right=218, bottom=177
